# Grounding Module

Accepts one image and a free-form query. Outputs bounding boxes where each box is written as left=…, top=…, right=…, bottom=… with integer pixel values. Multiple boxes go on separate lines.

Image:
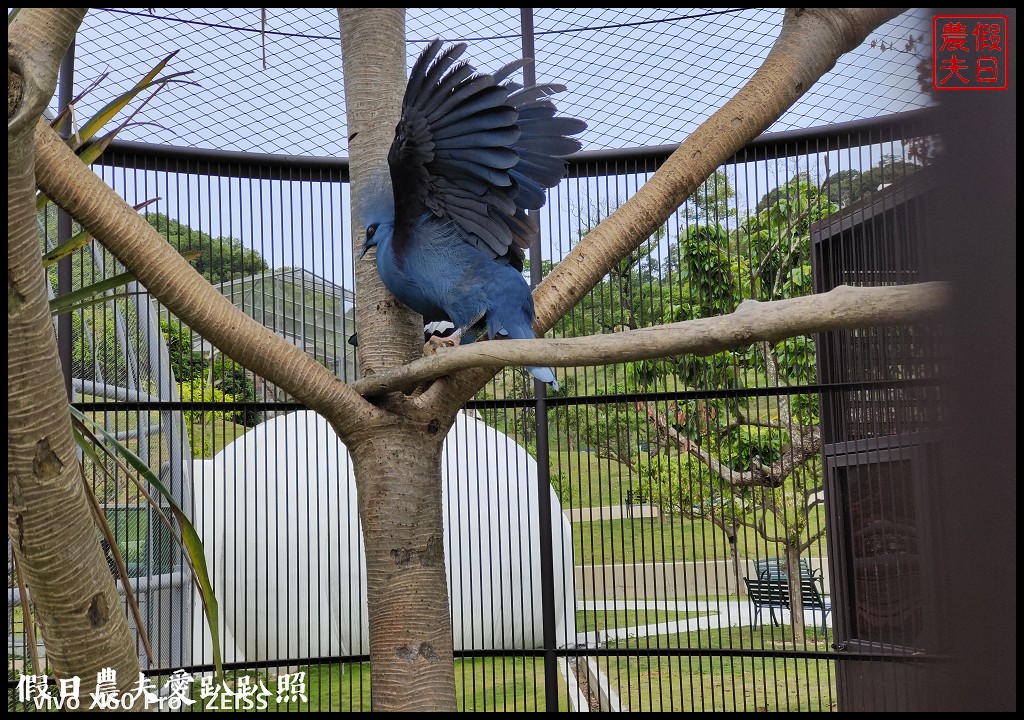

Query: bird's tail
left=469, top=323, right=560, bottom=390
left=487, top=312, right=559, bottom=391
left=526, top=364, right=560, bottom=391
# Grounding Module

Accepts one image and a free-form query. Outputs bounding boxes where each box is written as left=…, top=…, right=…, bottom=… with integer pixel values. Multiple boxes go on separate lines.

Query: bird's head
left=360, top=218, right=397, bottom=260
left=358, top=187, right=396, bottom=260
left=359, top=222, right=382, bottom=259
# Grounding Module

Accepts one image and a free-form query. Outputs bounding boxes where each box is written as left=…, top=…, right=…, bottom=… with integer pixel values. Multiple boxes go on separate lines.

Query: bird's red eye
left=366, top=225, right=376, bottom=239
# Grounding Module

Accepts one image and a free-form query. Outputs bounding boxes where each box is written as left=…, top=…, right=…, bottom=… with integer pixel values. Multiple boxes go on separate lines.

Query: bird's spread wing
left=389, top=39, right=586, bottom=270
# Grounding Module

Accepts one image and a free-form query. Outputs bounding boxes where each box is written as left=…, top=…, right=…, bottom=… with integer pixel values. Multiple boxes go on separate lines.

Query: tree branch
left=531, top=8, right=907, bottom=334
left=8, top=9, right=88, bottom=132
left=353, top=282, right=949, bottom=397
left=31, top=119, right=380, bottom=437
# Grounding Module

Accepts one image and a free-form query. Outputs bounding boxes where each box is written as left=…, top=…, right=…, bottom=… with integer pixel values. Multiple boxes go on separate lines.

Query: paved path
left=575, top=598, right=832, bottom=646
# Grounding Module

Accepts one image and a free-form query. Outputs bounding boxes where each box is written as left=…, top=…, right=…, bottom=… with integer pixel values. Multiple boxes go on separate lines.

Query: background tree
left=554, top=200, right=664, bottom=339
left=146, top=212, right=269, bottom=284
left=547, top=173, right=832, bottom=642
left=627, top=173, right=837, bottom=642
left=682, top=169, right=740, bottom=228
left=10, top=7, right=932, bottom=712
left=818, top=154, right=921, bottom=210
left=547, top=201, right=664, bottom=463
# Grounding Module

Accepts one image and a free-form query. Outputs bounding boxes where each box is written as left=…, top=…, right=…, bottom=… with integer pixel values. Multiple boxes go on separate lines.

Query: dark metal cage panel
left=813, top=168, right=944, bottom=446
left=810, top=131, right=946, bottom=710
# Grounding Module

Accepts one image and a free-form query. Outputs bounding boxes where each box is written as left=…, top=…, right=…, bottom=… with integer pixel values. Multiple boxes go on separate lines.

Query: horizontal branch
left=351, top=282, right=950, bottom=397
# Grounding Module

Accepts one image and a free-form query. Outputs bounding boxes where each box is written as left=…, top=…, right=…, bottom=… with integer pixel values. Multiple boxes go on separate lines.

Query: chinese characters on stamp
left=933, top=15, right=1009, bottom=90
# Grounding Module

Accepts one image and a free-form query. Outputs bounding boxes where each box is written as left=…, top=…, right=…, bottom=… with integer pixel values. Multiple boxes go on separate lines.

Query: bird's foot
left=421, top=335, right=458, bottom=358
left=423, top=328, right=463, bottom=356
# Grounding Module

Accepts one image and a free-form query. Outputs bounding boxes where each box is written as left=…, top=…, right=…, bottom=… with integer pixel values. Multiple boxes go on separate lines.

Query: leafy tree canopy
left=146, top=212, right=268, bottom=284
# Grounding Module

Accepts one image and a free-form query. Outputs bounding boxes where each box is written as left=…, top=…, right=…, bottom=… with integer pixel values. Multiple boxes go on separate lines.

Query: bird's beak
left=359, top=243, right=370, bottom=260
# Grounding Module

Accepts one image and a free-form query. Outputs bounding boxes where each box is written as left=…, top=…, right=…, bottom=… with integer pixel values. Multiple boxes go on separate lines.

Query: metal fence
left=8, top=105, right=952, bottom=712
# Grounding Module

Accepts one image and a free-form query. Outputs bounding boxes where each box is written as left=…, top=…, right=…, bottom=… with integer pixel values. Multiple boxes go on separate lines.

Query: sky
left=56, top=9, right=933, bottom=155
left=31, top=8, right=935, bottom=296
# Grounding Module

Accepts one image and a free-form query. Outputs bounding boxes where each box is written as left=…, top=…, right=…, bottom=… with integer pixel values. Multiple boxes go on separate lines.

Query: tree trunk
left=337, top=9, right=459, bottom=710
left=785, top=544, right=807, bottom=645
left=8, top=8, right=140, bottom=701
left=347, top=427, right=457, bottom=710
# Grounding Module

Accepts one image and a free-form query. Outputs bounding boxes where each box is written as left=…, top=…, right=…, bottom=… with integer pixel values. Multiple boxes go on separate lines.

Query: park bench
left=753, top=557, right=819, bottom=583
left=744, top=571, right=831, bottom=632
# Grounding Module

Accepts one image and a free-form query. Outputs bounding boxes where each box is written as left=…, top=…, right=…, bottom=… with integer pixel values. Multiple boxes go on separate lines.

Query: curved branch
left=32, top=120, right=381, bottom=437
left=532, top=8, right=906, bottom=332
left=418, top=8, right=907, bottom=411
left=746, top=425, right=822, bottom=487
left=354, top=282, right=949, bottom=397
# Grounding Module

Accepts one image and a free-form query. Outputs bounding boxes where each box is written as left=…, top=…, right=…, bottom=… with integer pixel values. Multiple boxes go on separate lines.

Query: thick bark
left=8, top=8, right=140, bottom=701
left=347, top=427, right=456, bottom=711
left=337, top=8, right=424, bottom=379
left=338, top=9, right=458, bottom=711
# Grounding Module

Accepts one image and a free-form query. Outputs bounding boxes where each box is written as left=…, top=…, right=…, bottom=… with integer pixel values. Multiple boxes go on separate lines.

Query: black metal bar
left=94, top=108, right=940, bottom=183
left=93, top=140, right=350, bottom=181
left=565, top=108, right=941, bottom=175
left=56, top=43, right=76, bottom=400
left=521, top=8, right=560, bottom=712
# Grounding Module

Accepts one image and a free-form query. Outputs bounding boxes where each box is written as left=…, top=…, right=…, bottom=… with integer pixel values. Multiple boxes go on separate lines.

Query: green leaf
left=36, top=54, right=194, bottom=212
left=48, top=241, right=199, bottom=316
left=41, top=228, right=94, bottom=267
left=49, top=271, right=136, bottom=316
left=37, top=64, right=196, bottom=216
left=40, top=196, right=160, bottom=259
left=70, top=406, right=224, bottom=684
left=40, top=198, right=160, bottom=256
left=73, top=50, right=187, bottom=147
left=70, top=421, right=159, bottom=665
left=74, top=129, right=120, bottom=168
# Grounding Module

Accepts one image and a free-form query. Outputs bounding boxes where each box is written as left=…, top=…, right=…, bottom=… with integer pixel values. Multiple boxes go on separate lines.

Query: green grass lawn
left=550, top=448, right=636, bottom=508
left=550, top=442, right=829, bottom=569
left=570, top=513, right=826, bottom=568
left=572, top=515, right=733, bottom=565
left=202, top=416, right=250, bottom=457
left=600, top=623, right=837, bottom=711
left=178, top=624, right=834, bottom=712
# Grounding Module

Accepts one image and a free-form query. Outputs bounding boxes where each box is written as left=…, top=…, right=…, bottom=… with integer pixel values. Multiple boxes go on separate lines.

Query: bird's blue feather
left=361, top=40, right=586, bottom=390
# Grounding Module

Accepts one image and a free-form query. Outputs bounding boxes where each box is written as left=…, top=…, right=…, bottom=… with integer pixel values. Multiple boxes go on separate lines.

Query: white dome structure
left=191, top=410, right=577, bottom=664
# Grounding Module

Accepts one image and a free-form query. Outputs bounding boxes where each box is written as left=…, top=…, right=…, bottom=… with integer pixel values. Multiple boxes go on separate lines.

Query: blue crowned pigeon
left=360, top=39, right=586, bottom=390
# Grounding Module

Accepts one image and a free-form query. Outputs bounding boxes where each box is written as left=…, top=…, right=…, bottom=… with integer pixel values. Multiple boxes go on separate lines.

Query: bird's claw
left=424, top=334, right=461, bottom=356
